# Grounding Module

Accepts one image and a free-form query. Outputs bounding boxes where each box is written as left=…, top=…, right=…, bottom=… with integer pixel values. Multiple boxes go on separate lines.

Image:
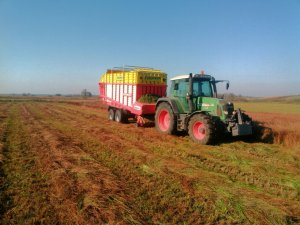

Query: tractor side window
left=201, top=81, right=213, bottom=97
left=178, top=80, right=188, bottom=96
left=193, top=80, right=213, bottom=97
left=170, top=80, right=180, bottom=96
left=170, top=81, right=176, bottom=91
left=174, top=83, right=179, bottom=90
left=171, top=79, right=189, bottom=97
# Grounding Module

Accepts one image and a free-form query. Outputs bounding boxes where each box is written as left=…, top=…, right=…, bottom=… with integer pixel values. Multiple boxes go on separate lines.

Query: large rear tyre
left=188, top=114, right=215, bottom=145
left=155, top=102, right=176, bottom=134
left=108, top=108, right=115, bottom=121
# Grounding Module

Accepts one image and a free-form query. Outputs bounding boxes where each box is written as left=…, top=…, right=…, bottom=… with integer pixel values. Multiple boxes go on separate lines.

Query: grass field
left=0, top=97, right=300, bottom=225
left=236, top=102, right=300, bottom=115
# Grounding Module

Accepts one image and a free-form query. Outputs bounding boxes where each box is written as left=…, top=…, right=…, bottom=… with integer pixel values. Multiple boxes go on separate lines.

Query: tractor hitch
left=228, top=109, right=253, bottom=136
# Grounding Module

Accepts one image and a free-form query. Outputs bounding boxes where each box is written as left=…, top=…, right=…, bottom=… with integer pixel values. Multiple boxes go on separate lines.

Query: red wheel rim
left=158, top=109, right=170, bottom=132
left=193, top=121, right=206, bottom=140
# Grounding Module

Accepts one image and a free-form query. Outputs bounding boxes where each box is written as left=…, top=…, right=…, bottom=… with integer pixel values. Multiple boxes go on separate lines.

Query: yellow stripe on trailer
left=100, top=68, right=167, bottom=85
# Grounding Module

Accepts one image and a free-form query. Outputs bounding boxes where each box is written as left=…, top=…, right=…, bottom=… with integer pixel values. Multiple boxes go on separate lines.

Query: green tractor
left=155, top=73, right=253, bottom=144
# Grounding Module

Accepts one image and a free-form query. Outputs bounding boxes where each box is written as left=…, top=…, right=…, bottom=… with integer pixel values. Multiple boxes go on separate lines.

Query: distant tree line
left=81, top=89, right=92, bottom=97
left=20, top=89, right=93, bottom=97
left=217, top=93, right=249, bottom=101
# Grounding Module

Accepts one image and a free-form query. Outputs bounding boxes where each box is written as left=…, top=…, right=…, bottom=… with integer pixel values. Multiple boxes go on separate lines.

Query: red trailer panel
left=99, top=67, right=167, bottom=119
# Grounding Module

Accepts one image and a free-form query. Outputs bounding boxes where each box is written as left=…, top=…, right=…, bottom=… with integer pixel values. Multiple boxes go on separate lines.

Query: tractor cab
left=170, top=73, right=229, bottom=98
left=170, top=74, right=215, bottom=98
left=169, top=73, right=229, bottom=117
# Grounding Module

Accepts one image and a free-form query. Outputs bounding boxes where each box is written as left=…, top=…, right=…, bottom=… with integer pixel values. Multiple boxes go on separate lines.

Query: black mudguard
left=156, top=98, right=180, bottom=114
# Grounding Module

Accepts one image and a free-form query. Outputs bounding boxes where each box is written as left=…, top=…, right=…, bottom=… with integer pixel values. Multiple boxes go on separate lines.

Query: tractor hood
left=194, top=97, right=230, bottom=121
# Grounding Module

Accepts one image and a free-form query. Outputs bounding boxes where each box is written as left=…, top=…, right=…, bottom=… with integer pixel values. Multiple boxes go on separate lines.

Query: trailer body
left=99, top=67, right=167, bottom=118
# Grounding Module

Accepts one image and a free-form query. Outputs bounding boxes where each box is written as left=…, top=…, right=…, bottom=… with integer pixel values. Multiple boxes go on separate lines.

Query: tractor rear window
left=193, top=80, right=213, bottom=97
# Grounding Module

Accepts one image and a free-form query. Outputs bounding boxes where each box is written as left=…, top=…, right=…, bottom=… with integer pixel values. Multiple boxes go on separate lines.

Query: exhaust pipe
left=188, top=73, right=193, bottom=113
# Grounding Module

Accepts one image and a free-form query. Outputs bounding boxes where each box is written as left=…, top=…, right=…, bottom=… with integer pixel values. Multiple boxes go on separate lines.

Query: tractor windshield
left=192, top=79, right=213, bottom=97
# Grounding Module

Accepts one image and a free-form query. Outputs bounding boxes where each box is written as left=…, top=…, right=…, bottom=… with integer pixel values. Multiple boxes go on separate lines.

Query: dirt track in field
left=0, top=99, right=300, bottom=225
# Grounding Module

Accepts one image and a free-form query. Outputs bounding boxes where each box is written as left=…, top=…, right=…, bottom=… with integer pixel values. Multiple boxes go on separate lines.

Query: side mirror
left=226, top=82, right=229, bottom=90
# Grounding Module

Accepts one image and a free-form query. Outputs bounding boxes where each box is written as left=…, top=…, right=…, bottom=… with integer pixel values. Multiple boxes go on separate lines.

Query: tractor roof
left=170, top=74, right=213, bottom=81
left=170, top=75, right=189, bottom=80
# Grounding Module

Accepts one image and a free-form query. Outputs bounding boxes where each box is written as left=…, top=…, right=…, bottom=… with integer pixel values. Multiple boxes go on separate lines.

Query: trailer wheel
left=108, top=108, right=115, bottom=121
left=188, top=114, right=215, bottom=145
left=115, top=109, right=123, bottom=123
left=155, top=102, right=176, bottom=134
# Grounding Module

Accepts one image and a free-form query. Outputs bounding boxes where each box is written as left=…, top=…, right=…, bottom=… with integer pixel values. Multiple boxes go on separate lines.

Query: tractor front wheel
left=155, top=102, right=176, bottom=134
left=188, top=114, right=215, bottom=145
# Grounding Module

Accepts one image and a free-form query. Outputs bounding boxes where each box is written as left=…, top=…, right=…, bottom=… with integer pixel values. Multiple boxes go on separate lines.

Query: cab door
left=171, top=79, right=189, bottom=113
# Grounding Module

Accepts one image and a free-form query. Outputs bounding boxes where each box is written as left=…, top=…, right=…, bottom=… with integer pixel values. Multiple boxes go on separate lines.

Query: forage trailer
left=98, top=66, right=167, bottom=126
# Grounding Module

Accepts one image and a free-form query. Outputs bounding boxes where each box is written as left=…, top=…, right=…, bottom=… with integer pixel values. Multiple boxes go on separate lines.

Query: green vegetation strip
left=235, top=102, right=300, bottom=115
left=0, top=105, right=58, bottom=224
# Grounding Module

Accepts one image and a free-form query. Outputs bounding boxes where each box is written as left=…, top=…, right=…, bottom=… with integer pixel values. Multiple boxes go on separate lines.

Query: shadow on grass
left=126, top=118, right=276, bottom=145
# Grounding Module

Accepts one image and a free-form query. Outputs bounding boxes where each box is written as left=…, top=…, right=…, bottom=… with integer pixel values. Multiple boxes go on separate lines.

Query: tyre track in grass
left=50, top=103, right=300, bottom=202
left=29, top=102, right=300, bottom=224
left=0, top=103, right=11, bottom=163
left=0, top=103, right=13, bottom=167
left=20, top=103, right=143, bottom=225
left=0, top=103, right=11, bottom=219
left=26, top=103, right=227, bottom=224
left=0, top=104, right=60, bottom=224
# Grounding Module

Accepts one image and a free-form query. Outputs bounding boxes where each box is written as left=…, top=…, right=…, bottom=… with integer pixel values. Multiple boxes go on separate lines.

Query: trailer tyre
left=108, top=108, right=115, bottom=121
left=115, top=109, right=123, bottom=123
left=155, top=102, right=176, bottom=134
left=188, top=114, right=215, bottom=145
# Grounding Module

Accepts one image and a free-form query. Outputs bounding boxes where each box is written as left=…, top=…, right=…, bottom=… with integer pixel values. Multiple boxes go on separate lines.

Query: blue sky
left=0, top=0, right=299, bottom=96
